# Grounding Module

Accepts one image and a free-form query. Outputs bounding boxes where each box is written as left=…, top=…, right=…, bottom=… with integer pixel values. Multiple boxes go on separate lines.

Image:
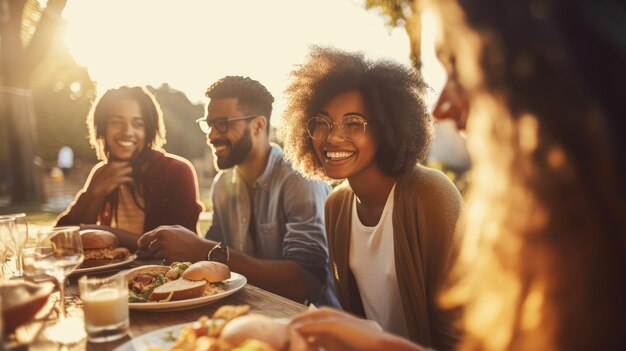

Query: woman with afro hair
left=280, top=47, right=463, bottom=350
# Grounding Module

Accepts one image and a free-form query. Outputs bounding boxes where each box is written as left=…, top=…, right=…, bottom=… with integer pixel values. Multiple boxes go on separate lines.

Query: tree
left=148, top=84, right=207, bottom=162
left=32, top=48, right=97, bottom=162
left=364, top=0, right=422, bottom=68
left=0, top=0, right=67, bottom=203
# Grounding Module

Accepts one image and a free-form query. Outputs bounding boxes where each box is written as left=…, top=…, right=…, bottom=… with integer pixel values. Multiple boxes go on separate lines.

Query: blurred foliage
left=364, top=0, right=413, bottom=27
left=364, top=0, right=421, bottom=68
left=31, top=47, right=97, bottom=162
left=147, top=84, right=207, bottom=161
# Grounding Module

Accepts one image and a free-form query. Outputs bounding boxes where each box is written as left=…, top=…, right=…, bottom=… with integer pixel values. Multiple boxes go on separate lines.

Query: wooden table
left=18, top=261, right=308, bottom=350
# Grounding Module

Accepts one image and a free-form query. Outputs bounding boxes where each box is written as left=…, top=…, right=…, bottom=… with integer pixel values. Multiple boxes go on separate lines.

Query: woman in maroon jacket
left=57, top=86, right=203, bottom=249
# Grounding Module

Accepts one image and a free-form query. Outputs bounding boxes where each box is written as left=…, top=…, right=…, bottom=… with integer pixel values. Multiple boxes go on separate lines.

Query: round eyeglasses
left=195, top=115, right=258, bottom=134
left=306, top=115, right=368, bottom=141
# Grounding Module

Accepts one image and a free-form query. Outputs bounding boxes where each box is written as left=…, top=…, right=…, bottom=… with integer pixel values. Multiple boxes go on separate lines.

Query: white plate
left=128, top=271, right=247, bottom=311
left=115, top=322, right=190, bottom=351
left=72, top=254, right=138, bottom=275
left=115, top=318, right=289, bottom=351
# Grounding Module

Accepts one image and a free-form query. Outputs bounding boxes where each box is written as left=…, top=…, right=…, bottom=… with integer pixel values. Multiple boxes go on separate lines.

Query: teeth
left=117, top=140, right=135, bottom=147
left=214, top=145, right=228, bottom=152
left=326, top=151, right=354, bottom=160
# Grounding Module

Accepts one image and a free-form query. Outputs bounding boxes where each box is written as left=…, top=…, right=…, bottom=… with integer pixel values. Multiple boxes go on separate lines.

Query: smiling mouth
left=325, top=151, right=355, bottom=161
left=116, top=140, right=136, bottom=148
left=212, top=144, right=229, bottom=154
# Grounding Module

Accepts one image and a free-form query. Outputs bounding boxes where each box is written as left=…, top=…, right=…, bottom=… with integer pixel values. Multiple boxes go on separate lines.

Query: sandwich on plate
left=80, top=229, right=131, bottom=268
left=127, top=261, right=230, bottom=303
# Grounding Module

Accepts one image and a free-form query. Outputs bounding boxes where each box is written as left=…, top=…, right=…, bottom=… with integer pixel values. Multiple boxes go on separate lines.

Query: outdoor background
left=0, top=0, right=470, bottom=229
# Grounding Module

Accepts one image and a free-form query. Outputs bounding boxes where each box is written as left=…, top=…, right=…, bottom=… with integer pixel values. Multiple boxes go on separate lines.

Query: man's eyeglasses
left=306, top=114, right=368, bottom=141
left=195, top=115, right=258, bottom=134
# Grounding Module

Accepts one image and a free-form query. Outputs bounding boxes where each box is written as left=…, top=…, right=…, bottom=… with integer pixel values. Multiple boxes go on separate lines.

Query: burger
left=80, top=229, right=131, bottom=268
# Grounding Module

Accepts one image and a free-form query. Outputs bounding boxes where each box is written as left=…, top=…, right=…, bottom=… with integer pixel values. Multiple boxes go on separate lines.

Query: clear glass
left=79, top=274, right=129, bottom=342
left=0, top=218, right=15, bottom=280
left=0, top=213, right=28, bottom=279
left=33, top=227, right=83, bottom=319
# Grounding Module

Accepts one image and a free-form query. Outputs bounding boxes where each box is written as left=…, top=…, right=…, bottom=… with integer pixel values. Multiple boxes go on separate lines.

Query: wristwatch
left=208, top=242, right=229, bottom=264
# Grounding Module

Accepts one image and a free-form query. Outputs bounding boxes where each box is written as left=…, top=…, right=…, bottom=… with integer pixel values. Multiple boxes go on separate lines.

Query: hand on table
left=137, top=225, right=214, bottom=264
left=290, top=308, right=423, bottom=351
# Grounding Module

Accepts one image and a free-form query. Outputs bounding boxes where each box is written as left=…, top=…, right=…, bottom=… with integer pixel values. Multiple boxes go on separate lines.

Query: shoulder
left=397, top=164, right=462, bottom=221
left=87, top=161, right=107, bottom=178
left=158, top=151, right=195, bottom=170
left=282, top=170, right=332, bottom=200
left=326, top=181, right=353, bottom=208
left=91, top=161, right=106, bottom=171
left=146, top=151, right=196, bottom=179
left=399, top=164, right=460, bottom=200
left=211, top=169, right=235, bottom=193
left=275, top=153, right=331, bottom=194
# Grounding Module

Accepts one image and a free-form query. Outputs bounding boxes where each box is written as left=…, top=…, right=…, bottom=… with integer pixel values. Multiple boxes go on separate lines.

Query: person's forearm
left=228, top=251, right=308, bottom=303
left=378, top=334, right=427, bottom=351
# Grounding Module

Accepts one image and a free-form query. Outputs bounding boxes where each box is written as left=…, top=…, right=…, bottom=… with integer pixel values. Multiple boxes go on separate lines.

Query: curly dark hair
left=87, top=86, right=166, bottom=161
left=205, top=76, right=274, bottom=133
left=279, top=46, right=433, bottom=180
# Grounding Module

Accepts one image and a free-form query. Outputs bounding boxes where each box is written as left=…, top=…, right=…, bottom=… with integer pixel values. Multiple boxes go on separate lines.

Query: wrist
left=199, top=240, right=214, bottom=263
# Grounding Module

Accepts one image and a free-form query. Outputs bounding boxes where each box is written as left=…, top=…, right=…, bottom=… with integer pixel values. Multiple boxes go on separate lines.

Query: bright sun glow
left=62, top=0, right=446, bottom=122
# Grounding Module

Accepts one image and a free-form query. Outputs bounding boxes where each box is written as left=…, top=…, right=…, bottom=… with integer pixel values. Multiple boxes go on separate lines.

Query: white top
left=349, top=184, right=409, bottom=337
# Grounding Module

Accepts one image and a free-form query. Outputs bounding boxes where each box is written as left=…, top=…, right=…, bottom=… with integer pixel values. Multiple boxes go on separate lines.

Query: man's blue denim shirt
left=206, top=145, right=339, bottom=307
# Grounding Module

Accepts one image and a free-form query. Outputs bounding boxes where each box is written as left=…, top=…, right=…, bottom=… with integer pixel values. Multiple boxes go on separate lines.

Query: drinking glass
left=0, top=218, right=15, bottom=280
left=33, top=227, right=84, bottom=319
left=79, top=274, right=129, bottom=342
left=0, top=213, right=28, bottom=279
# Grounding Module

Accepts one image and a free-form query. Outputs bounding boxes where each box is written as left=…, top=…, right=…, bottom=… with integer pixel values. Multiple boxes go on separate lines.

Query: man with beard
left=137, top=76, right=338, bottom=307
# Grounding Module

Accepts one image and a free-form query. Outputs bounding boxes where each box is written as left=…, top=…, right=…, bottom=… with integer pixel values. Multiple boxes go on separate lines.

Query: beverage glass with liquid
left=78, top=273, right=129, bottom=343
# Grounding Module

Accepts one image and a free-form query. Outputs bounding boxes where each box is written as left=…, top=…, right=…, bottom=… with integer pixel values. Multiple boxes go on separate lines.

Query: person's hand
left=290, top=308, right=423, bottom=351
left=87, top=161, right=133, bottom=198
left=136, top=225, right=213, bottom=264
left=289, top=308, right=384, bottom=351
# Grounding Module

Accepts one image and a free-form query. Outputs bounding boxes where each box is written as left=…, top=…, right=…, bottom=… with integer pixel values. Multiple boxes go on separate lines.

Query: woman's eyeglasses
left=306, top=114, right=368, bottom=141
left=195, top=115, right=258, bottom=134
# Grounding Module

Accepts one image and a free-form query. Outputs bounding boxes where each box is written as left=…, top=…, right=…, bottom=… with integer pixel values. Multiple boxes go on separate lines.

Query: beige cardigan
left=325, top=164, right=462, bottom=351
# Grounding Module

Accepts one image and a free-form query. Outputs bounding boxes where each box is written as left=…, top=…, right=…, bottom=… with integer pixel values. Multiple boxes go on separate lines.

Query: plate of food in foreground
left=126, top=261, right=247, bottom=311
left=115, top=305, right=312, bottom=351
left=72, top=229, right=136, bottom=275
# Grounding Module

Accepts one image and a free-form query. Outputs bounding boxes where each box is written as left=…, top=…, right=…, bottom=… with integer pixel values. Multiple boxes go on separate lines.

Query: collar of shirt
left=236, top=143, right=283, bottom=191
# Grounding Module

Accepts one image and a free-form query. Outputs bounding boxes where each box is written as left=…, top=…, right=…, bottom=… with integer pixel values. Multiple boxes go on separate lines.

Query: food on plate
left=182, top=261, right=230, bottom=282
left=169, top=305, right=311, bottom=351
left=149, top=261, right=230, bottom=302
left=127, top=265, right=172, bottom=302
left=127, top=261, right=230, bottom=303
left=79, top=229, right=131, bottom=268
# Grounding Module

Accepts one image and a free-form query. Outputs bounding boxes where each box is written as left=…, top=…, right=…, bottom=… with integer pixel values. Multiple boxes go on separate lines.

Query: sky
left=62, top=0, right=447, bottom=120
